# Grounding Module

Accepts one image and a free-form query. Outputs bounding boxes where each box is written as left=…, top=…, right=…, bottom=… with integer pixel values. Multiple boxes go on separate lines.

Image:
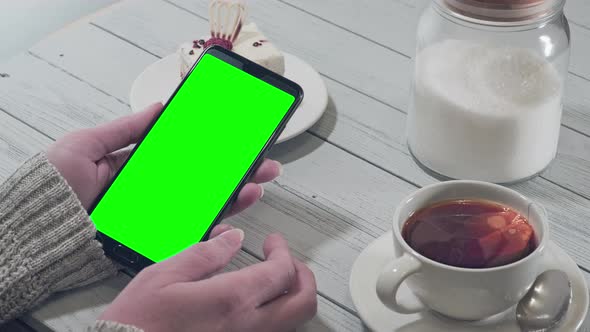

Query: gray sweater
left=0, top=154, right=142, bottom=331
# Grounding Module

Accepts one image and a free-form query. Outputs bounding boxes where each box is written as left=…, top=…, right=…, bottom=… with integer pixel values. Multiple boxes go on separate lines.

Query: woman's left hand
left=47, top=102, right=282, bottom=214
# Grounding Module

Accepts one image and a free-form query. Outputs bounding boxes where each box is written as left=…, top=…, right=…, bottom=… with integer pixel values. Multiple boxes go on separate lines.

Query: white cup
left=376, top=180, right=550, bottom=321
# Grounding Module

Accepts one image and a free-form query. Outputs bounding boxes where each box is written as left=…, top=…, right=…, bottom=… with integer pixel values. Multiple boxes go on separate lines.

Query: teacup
left=376, top=180, right=550, bottom=321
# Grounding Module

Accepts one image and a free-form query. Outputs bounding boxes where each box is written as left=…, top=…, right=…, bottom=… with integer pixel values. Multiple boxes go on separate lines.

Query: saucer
left=349, top=231, right=589, bottom=332
left=129, top=52, right=328, bottom=144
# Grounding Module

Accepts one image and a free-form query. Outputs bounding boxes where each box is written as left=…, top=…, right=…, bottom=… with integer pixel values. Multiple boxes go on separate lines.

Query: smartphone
left=88, top=46, right=303, bottom=271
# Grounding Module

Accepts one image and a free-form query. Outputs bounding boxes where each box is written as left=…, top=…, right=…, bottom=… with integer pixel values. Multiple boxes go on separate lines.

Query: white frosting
left=178, top=23, right=284, bottom=77
left=179, top=40, right=206, bottom=78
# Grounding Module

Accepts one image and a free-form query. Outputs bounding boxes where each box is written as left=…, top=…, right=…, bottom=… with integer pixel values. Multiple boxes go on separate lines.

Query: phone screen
left=89, top=52, right=296, bottom=262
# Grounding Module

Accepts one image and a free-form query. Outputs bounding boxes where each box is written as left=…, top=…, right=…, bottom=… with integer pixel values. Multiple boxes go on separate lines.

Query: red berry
left=204, top=37, right=233, bottom=50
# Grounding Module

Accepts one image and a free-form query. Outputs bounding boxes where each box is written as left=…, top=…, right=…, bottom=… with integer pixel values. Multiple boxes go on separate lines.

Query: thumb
left=157, top=228, right=244, bottom=282
left=85, top=102, right=163, bottom=161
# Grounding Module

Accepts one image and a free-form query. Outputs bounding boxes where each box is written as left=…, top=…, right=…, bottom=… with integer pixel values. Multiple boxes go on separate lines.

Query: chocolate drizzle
left=192, top=39, right=205, bottom=49
left=253, top=39, right=267, bottom=47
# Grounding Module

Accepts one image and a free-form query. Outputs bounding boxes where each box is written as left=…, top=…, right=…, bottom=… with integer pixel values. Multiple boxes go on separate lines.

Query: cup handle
left=376, top=253, right=425, bottom=314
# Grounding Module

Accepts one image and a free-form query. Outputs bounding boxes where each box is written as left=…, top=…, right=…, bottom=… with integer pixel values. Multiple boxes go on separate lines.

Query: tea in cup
left=376, top=180, right=550, bottom=321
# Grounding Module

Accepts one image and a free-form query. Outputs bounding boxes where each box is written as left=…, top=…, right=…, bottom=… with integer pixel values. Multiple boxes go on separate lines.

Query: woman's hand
left=99, top=225, right=317, bottom=332
left=47, top=103, right=281, bottom=214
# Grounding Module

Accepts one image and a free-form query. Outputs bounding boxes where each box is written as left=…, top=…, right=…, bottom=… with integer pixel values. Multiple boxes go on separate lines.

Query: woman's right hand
left=99, top=225, right=317, bottom=332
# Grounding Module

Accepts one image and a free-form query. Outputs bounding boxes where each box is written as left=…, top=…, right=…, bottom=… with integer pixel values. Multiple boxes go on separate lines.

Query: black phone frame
left=87, top=45, right=304, bottom=271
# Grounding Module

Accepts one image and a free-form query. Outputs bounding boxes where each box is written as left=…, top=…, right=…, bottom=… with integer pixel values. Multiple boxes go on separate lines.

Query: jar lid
left=440, top=0, right=565, bottom=23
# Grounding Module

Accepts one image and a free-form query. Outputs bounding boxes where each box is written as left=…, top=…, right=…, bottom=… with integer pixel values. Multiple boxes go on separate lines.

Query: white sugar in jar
left=408, top=0, right=570, bottom=183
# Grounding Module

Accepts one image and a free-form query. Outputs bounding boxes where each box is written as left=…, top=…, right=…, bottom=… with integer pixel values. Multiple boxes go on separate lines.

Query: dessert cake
left=178, top=0, right=285, bottom=78
left=178, top=23, right=285, bottom=78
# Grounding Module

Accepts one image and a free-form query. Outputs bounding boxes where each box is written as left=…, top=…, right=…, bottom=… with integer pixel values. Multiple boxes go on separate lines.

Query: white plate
left=129, top=52, right=328, bottom=144
left=350, top=231, right=589, bottom=332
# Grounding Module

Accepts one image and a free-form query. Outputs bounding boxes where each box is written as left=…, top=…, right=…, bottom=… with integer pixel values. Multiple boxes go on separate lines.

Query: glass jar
left=407, top=0, right=570, bottom=183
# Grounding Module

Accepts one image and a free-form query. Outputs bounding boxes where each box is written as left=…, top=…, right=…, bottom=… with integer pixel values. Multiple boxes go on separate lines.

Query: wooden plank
left=0, top=0, right=119, bottom=62
left=563, top=74, right=590, bottom=136
left=544, top=127, right=590, bottom=199
left=0, top=54, right=129, bottom=139
left=569, top=24, right=590, bottom=80
left=279, top=0, right=422, bottom=57
left=0, top=111, right=51, bottom=182
left=29, top=23, right=157, bottom=104
left=566, top=0, right=590, bottom=29
left=93, top=0, right=209, bottom=61
left=26, top=251, right=362, bottom=332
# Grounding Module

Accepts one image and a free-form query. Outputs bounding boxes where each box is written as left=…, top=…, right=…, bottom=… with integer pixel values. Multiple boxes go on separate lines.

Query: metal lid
left=439, top=0, right=565, bottom=24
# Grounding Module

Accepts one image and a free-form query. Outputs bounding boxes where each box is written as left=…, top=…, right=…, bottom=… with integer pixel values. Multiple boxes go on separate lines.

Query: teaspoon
left=516, top=269, right=571, bottom=332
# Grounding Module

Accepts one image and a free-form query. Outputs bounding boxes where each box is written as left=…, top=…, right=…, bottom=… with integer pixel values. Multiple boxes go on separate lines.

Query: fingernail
left=148, top=102, right=164, bottom=109
left=275, top=160, right=284, bottom=176
left=259, top=184, right=265, bottom=198
left=217, top=224, right=233, bottom=233
left=218, top=228, right=244, bottom=246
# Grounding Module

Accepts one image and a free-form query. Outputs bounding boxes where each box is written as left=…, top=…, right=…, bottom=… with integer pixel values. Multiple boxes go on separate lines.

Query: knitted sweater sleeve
left=0, top=153, right=118, bottom=323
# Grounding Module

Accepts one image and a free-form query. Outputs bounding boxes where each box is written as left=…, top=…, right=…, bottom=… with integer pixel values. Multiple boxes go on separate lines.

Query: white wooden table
left=1, top=0, right=590, bottom=331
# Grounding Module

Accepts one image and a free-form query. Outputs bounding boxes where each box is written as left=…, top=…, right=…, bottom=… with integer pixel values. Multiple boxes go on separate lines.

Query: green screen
left=90, top=54, right=295, bottom=262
